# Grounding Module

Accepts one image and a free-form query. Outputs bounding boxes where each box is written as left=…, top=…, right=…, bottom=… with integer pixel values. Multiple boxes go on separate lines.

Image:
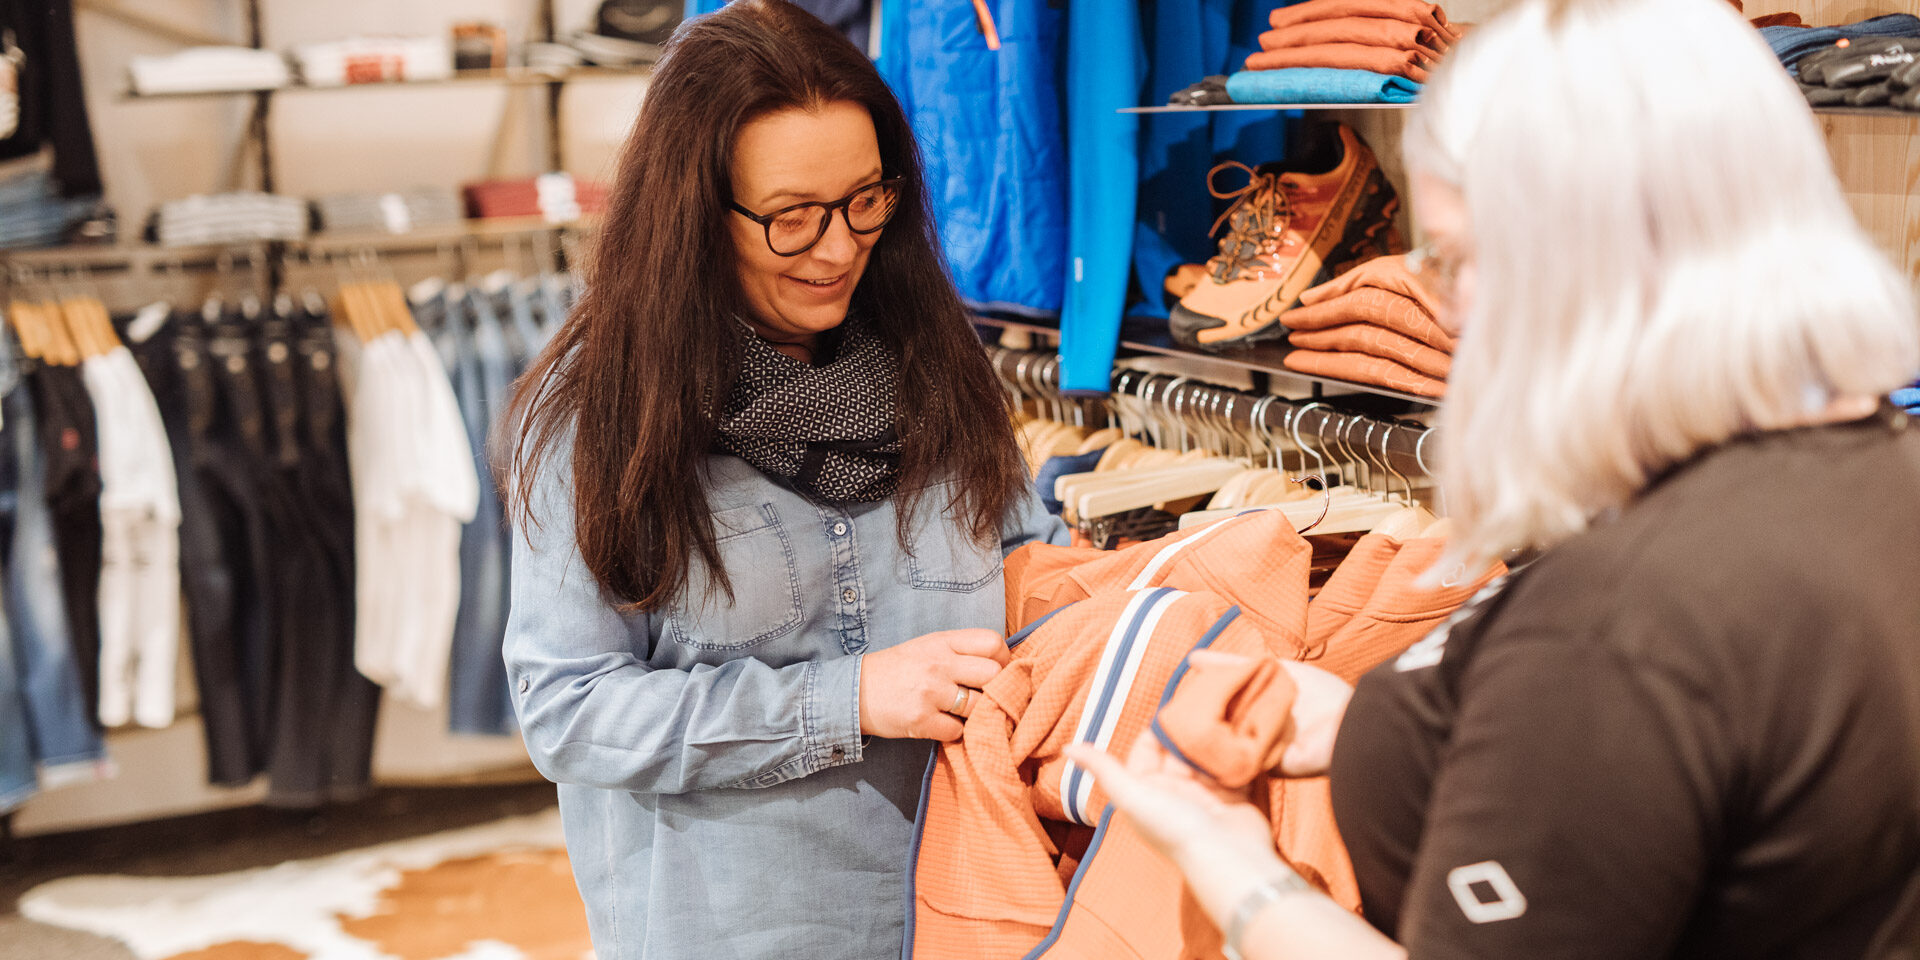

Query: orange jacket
left=909, top=512, right=1500, bottom=958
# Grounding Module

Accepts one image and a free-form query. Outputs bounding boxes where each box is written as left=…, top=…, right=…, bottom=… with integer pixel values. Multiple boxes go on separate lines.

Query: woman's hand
left=1065, top=735, right=1274, bottom=874
left=859, top=628, right=1010, bottom=741
left=1275, top=660, right=1354, bottom=778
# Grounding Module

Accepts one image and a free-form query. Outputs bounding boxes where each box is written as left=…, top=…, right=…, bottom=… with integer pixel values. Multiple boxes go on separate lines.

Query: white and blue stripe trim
left=1059, top=586, right=1186, bottom=826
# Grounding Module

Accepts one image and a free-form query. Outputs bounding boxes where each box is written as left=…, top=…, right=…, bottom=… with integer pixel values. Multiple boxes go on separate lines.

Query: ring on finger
left=948, top=687, right=971, bottom=716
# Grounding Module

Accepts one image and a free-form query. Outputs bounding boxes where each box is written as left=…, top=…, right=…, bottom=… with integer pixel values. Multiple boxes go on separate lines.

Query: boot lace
left=1205, top=161, right=1293, bottom=283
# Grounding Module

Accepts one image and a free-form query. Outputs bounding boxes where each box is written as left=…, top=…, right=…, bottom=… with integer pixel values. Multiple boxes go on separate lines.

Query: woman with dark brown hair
left=498, top=2, right=1064, bottom=958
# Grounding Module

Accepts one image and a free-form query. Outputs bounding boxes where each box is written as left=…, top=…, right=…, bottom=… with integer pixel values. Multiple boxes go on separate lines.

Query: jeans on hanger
left=505, top=280, right=545, bottom=364
left=254, top=308, right=376, bottom=805
left=290, top=303, right=378, bottom=797
left=0, top=376, right=106, bottom=779
left=538, top=274, right=570, bottom=345
left=26, top=365, right=103, bottom=726
left=0, top=585, right=34, bottom=811
left=445, top=288, right=515, bottom=735
left=167, top=319, right=278, bottom=785
left=0, top=342, right=41, bottom=808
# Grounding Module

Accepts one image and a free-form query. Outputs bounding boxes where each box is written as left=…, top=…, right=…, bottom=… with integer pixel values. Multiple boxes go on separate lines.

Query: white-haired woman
left=1069, top=0, right=1920, bottom=957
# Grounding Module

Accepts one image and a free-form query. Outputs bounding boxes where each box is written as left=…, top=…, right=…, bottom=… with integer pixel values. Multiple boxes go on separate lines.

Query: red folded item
left=1259, top=16, right=1448, bottom=56
left=1286, top=322, right=1452, bottom=378
left=1245, top=42, right=1433, bottom=82
left=1267, top=0, right=1460, bottom=43
left=461, top=174, right=609, bottom=221
left=1283, top=348, right=1447, bottom=398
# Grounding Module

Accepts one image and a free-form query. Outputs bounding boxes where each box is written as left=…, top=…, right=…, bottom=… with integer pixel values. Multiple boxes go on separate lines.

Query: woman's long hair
left=503, top=0, right=1026, bottom=611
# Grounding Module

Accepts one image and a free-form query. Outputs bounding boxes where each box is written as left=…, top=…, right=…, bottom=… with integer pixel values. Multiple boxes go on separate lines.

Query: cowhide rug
left=17, top=807, right=593, bottom=960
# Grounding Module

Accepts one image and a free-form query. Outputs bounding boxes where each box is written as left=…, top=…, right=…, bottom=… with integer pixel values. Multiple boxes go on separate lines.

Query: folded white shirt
left=129, top=46, right=290, bottom=94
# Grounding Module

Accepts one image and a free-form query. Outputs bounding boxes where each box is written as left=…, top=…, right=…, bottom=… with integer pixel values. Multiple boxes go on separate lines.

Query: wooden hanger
left=5, top=300, right=49, bottom=361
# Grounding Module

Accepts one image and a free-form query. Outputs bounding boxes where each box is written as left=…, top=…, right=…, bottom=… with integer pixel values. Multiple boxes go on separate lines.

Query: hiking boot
left=1170, top=124, right=1402, bottom=350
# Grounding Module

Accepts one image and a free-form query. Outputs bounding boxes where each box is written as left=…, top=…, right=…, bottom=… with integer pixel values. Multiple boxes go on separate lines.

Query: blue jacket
left=877, top=0, right=1069, bottom=319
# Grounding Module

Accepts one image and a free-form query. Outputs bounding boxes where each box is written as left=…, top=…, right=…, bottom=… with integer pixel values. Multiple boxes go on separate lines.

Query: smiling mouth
left=792, top=275, right=843, bottom=287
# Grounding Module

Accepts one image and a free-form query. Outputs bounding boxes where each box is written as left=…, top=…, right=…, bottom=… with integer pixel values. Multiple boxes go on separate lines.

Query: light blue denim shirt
left=505, top=432, right=1068, bottom=960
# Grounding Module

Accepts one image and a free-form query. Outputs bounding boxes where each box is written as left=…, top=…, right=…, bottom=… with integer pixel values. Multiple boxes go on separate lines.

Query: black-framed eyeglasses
left=729, top=177, right=903, bottom=257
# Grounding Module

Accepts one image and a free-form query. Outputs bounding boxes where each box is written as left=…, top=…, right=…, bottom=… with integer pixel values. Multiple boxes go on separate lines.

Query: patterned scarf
left=714, top=320, right=904, bottom=503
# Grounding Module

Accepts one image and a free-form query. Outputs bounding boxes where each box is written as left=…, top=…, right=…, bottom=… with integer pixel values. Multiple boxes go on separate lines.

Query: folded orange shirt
left=1154, top=653, right=1297, bottom=787
left=1284, top=348, right=1447, bottom=398
left=1245, top=42, right=1433, bottom=82
left=1258, top=16, right=1447, bottom=55
left=1287, top=322, right=1452, bottom=379
left=1299, top=253, right=1450, bottom=337
left=1268, top=0, right=1461, bottom=42
left=1282, top=285, right=1454, bottom=353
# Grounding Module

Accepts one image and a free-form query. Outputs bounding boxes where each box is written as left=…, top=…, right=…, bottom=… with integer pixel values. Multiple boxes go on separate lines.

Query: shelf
left=122, top=65, right=653, bottom=100
left=971, top=313, right=1442, bottom=407
left=1124, top=102, right=1412, bottom=114
left=0, top=216, right=601, bottom=268
left=1810, top=105, right=1920, bottom=118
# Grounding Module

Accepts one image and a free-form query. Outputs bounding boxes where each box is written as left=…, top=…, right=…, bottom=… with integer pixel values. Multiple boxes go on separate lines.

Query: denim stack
left=0, top=166, right=105, bottom=250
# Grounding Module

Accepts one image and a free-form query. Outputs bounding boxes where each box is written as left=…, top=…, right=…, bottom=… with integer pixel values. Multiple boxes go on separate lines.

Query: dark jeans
left=258, top=306, right=377, bottom=805
left=25, top=364, right=102, bottom=729
left=130, top=309, right=376, bottom=804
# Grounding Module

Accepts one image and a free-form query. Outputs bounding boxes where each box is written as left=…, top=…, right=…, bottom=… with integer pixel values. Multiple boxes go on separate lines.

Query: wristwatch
left=1224, top=867, right=1315, bottom=960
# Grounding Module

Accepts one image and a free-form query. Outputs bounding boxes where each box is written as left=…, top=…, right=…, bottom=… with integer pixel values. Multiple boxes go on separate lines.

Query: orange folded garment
left=1298, top=252, right=1448, bottom=327
left=1268, top=0, right=1460, bottom=42
left=1286, top=322, right=1451, bottom=379
left=1258, top=16, right=1448, bottom=55
left=1153, top=653, right=1297, bottom=787
left=1284, top=348, right=1447, bottom=398
left=1244, top=42, right=1432, bottom=82
left=1281, top=286, right=1455, bottom=354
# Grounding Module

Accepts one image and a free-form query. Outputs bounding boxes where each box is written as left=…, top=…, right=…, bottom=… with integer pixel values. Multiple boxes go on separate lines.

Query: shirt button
left=831, top=522, right=848, bottom=537
left=518, top=677, right=529, bottom=694
left=842, top=587, right=858, bottom=604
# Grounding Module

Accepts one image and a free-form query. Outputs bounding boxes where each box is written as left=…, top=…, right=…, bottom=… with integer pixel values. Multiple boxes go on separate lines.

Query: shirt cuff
left=807, top=653, right=865, bottom=772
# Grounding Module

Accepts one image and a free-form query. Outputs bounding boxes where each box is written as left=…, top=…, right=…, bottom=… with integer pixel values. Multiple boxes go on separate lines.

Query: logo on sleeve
left=1447, top=861, right=1528, bottom=924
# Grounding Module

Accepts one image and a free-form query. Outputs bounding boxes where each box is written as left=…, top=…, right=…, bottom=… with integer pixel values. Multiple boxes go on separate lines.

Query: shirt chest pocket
left=906, top=494, right=1001, bottom=593
left=663, top=503, right=805, bottom=651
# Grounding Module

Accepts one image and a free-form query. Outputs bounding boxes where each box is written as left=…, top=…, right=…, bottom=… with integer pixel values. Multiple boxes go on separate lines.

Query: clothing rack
left=0, top=219, right=591, bottom=311
left=989, top=346, right=1433, bottom=478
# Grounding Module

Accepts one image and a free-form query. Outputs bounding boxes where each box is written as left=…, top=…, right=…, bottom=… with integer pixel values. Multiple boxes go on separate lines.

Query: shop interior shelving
left=121, top=65, right=654, bottom=101
left=0, top=216, right=601, bottom=276
left=0, top=0, right=629, bottom=294
left=972, top=313, right=1441, bottom=408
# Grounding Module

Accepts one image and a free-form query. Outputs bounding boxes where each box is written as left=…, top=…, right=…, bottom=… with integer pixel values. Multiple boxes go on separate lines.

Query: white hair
left=1408, top=0, right=1920, bottom=575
